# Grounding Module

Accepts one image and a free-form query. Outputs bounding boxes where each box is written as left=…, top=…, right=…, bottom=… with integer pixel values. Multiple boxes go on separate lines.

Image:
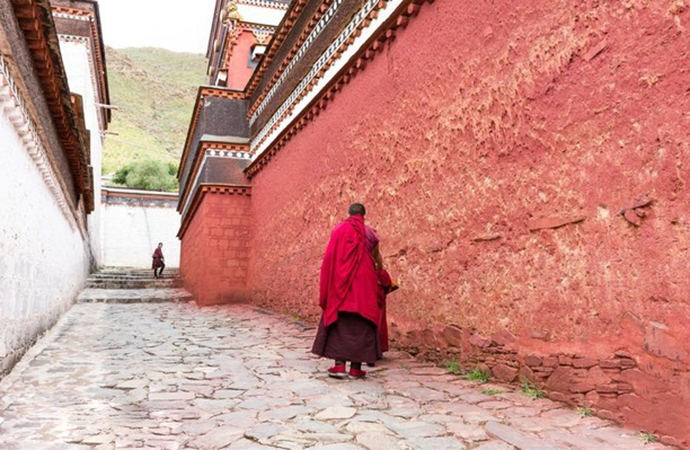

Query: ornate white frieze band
left=207, top=149, right=252, bottom=159
left=57, top=34, right=89, bottom=44
left=249, top=0, right=344, bottom=126
left=181, top=148, right=251, bottom=217
left=250, top=0, right=400, bottom=158
left=239, top=0, right=290, bottom=10
left=0, top=55, right=77, bottom=231
left=52, top=12, right=92, bottom=22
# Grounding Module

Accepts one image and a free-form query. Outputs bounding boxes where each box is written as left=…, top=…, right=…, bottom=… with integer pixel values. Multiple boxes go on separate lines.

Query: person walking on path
left=312, top=203, right=381, bottom=380
left=152, top=243, right=165, bottom=278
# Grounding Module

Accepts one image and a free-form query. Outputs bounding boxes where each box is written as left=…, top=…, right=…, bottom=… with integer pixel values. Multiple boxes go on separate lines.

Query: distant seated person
left=152, top=242, right=165, bottom=278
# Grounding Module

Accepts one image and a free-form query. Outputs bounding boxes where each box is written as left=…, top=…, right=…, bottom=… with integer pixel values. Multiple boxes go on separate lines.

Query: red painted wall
left=244, top=0, right=690, bottom=445
left=227, top=30, right=258, bottom=90
left=180, top=191, right=251, bottom=306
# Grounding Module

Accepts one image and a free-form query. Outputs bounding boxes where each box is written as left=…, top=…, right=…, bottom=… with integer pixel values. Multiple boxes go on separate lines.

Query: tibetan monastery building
left=177, top=0, right=690, bottom=445
left=1, top=0, right=109, bottom=375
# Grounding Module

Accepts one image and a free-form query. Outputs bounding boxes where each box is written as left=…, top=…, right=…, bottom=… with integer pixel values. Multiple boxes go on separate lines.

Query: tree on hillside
left=112, top=159, right=178, bottom=192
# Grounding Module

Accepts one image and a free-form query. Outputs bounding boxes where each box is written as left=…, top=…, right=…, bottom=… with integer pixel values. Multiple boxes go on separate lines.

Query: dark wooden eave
left=10, top=0, right=94, bottom=212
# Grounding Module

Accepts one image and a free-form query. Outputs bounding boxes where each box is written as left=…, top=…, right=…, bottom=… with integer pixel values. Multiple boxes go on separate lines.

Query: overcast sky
left=98, top=0, right=217, bottom=54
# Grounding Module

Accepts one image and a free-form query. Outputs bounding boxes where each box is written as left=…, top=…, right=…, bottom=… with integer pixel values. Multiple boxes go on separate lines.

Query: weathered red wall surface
left=227, top=31, right=258, bottom=90
left=180, top=191, right=251, bottom=305
left=244, top=0, right=690, bottom=445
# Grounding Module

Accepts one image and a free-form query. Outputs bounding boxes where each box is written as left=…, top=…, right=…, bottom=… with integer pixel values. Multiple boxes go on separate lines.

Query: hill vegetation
left=102, top=47, right=207, bottom=185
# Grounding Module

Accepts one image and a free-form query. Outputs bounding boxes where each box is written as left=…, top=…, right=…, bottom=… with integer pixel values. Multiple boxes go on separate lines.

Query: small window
left=248, top=44, right=266, bottom=68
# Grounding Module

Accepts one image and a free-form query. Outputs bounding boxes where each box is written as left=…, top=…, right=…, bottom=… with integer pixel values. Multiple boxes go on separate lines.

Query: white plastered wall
left=101, top=203, right=181, bottom=268
left=58, top=39, right=104, bottom=265
left=0, top=100, right=89, bottom=373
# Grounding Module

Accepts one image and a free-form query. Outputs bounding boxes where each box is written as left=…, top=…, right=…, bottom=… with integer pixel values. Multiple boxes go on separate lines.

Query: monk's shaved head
left=348, top=203, right=366, bottom=217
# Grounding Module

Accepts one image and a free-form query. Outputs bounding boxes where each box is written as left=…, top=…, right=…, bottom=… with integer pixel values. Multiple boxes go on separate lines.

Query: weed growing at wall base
left=466, top=368, right=490, bottom=383
left=576, top=406, right=593, bottom=417
left=521, top=380, right=544, bottom=399
left=639, top=432, right=656, bottom=444
left=445, top=359, right=462, bottom=375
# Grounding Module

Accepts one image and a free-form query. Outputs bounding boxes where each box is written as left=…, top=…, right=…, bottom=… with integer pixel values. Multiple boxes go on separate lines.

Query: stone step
left=88, top=273, right=180, bottom=279
left=92, top=273, right=180, bottom=279
left=85, top=278, right=183, bottom=289
left=77, top=288, right=193, bottom=304
left=99, top=269, right=181, bottom=273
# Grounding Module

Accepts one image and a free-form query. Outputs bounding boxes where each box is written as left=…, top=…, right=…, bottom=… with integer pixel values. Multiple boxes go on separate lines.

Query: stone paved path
left=0, top=303, right=673, bottom=450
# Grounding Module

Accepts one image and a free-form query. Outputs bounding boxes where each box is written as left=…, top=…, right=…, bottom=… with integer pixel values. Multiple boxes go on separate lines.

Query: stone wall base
left=394, top=323, right=689, bottom=447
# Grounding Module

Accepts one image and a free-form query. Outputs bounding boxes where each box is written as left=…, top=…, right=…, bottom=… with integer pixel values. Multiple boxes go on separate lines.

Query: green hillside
left=102, top=47, right=208, bottom=175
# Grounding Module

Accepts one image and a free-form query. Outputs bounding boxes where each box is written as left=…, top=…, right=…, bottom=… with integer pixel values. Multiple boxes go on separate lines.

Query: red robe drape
left=152, top=248, right=164, bottom=269
left=377, top=269, right=393, bottom=353
left=319, top=215, right=380, bottom=328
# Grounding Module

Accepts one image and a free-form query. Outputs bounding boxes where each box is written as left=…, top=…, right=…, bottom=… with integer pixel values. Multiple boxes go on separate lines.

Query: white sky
left=98, top=0, right=217, bottom=54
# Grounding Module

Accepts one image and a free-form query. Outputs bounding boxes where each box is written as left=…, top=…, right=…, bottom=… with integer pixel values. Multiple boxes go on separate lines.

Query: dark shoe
left=366, top=362, right=375, bottom=367
left=328, top=365, right=347, bottom=379
left=348, top=368, right=367, bottom=380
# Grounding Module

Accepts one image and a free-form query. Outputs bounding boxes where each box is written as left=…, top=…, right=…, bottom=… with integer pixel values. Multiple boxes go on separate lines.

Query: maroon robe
left=152, top=247, right=164, bottom=269
left=319, top=215, right=380, bottom=327
left=377, top=269, right=393, bottom=353
left=364, top=226, right=390, bottom=354
left=312, top=215, right=381, bottom=363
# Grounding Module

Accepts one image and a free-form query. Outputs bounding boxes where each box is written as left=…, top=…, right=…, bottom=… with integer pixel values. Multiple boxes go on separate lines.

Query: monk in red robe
left=312, top=203, right=381, bottom=379
left=152, top=242, right=165, bottom=278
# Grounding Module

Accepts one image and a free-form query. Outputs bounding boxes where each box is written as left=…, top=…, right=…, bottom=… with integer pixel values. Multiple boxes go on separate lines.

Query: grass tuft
left=466, top=367, right=490, bottom=383
left=445, top=359, right=462, bottom=375
left=576, top=406, right=593, bottom=417
left=521, top=380, right=544, bottom=399
left=639, top=432, right=656, bottom=444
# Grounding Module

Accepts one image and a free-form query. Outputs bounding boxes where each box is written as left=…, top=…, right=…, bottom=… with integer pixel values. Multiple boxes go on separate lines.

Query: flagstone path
left=0, top=303, right=673, bottom=450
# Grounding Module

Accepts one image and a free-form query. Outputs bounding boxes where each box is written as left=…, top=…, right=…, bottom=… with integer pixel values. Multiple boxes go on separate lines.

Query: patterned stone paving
left=0, top=303, right=674, bottom=450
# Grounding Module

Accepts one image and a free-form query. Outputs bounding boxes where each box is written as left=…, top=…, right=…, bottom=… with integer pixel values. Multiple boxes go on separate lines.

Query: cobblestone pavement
left=0, top=303, right=673, bottom=450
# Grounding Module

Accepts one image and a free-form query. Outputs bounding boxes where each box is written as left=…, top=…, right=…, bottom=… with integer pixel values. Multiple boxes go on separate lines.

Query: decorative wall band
left=243, top=23, right=278, bottom=33
left=0, top=55, right=77, bottom=230
left=251, top=0, right=388, bottom=153
left=246, top=0, right=431, bottom=178
left=239, top=0, right=290, bottom=10
left=207, top=149, right=252, bottom=159
left=52, top=12, right=92, bottom=22
left=52, top=6, right=92, bottom=19
left=179, top=144, right=251, bottom=217
left=200, top=86, right=247, bottom=99
left=244, top=0, right=315, bottom=98
left=177, top=87, right=247, bottom=180
left=203, top=185, right=252, bottom=195
left=57, top=34, right=89, bottom=44
left=249, top=0, right=344, bottom=126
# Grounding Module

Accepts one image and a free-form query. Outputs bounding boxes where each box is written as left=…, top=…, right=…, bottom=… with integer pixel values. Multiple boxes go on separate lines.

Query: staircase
left=78, top=267, right=193, bottom=304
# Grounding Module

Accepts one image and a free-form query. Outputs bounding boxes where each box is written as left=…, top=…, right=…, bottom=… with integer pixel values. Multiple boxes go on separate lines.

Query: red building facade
left=178, top=0, right=690, bottom=445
